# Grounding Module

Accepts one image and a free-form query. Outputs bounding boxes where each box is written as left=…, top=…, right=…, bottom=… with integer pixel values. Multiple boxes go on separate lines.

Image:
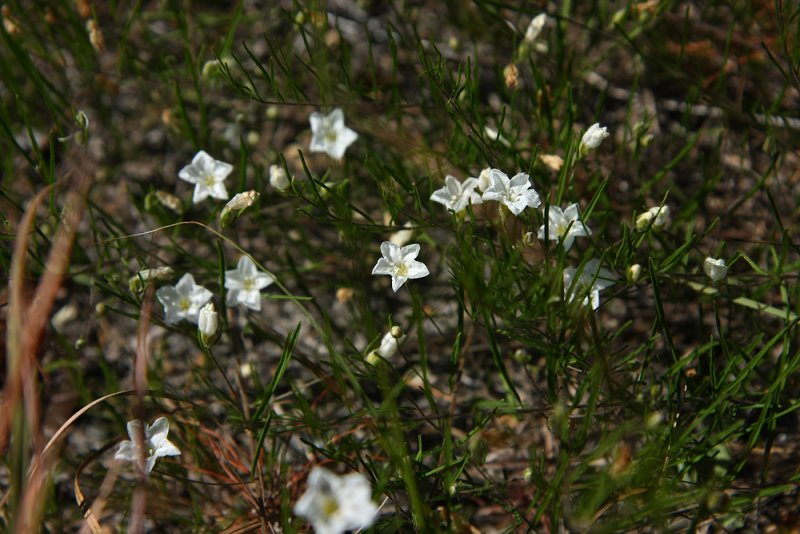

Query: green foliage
left=2, top=0, right=800, bottom=532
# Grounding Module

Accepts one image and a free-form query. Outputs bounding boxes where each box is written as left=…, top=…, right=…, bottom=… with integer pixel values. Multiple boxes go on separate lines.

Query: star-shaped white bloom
left=371, top=241, right=430, bottom=292
left=114, top=417, right=181, bottom=476
left=178, top=150, right=233, bottom=203
left=563, top=259, right=616, bottom=311
left=537, top=203, right=592, bottom=251
left=580, top=123, right=609, bottom=152
left=430, top=175, right=483, bottom=213
left=704, top=257, right=727, bottom=282
left=481, top=169, right=541, bottom=216
left=309, top=108, right=358, bottom=160
left=293, top=467, right=379, bottom=534
left=225, top=255, right=274, bottom=311
left=156, top=273, right=213, bottom=325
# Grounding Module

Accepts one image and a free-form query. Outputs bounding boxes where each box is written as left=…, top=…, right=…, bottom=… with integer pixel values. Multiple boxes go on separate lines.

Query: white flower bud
left=580, top=123, right=609, bottom=151
left=269, top=164, right=290, bottom=191
left=129, top=266, right=174, bottom=292
left=377, top=331, right=399, bottom=358
left=198, top=302, right=218, bottom=346
left=636, top=205, right=670, bottom=231
left=476, top=167, right=492, bottom=192
left=226, top=190, right=259, bottom=211
left=389, top=222, right=414, bottom=247
left=524, top=13, right=549, bottom=43
left=220, top=190, right=259, bottom=228
left=627, top=264, right=642, bottom=283
left=651, top=205, right=670, bottom=228
left=154, top=190, right=183, bottom=214
left=704, top=257, right=728, bottom=282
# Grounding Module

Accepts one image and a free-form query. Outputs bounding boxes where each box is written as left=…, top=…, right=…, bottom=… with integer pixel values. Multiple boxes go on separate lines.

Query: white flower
left=563, top=259, right=616, bottom=310
left=704, top=257, right=727, bottom=282
left=537, top=203, right=591, bottom=251
left=293, top=467, right=378, bottom=534
left=635, top=205, right=671, bottom=231
left=269, top=164, right=291, bottom=191
left=178, top=150, right=233, bottom=203
left=198, top=302, right=218, bottom=344
left=580, top=123, right=609, bottom=152
left=309, top=108, right=358, bottom=160
left=524, top=13, right=549, bottom=43
left=476, top=167, right=492, bottom=192
left=225, top=255, right=274, bottom=311
left=156, top=273, right=213, bottom=325
left=430, top=175, right=483, bottom=213
left=371, top=241, right=430, bottom=292
left=114, top=417, right=180, bottom=475
left=481, top=169, right=541, bottom=216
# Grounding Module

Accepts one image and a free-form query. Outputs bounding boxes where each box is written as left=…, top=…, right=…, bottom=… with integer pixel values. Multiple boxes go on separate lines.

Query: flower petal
left=372, top=258, right=394, bottom=275
left=390, top=274, right=407, bottom=292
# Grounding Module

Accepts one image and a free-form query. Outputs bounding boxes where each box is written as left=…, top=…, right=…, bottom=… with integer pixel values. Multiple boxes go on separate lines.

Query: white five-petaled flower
left=580, top=123, right=609, bottom=152
left=114, top=417, right=180, bottom=476
left=293, top=467, right=379, bottom=534
left=178, top=150, right=233, bottom=204
left=309, top=108, right=358, bottom=160
left=563, top=259, right=616, bottom=311
left=537, top=203, right=591, bottom=251
left=156, top=273, right=213, bottom=325
left=371, top=242, right=430, bottom=292
left=430, top=175, right=483, bottom=213
left=704, top=257, right=728, bottom=282
left=481, top=169, right=541, bottom=216
left=225, top=256, right=274, bottom=311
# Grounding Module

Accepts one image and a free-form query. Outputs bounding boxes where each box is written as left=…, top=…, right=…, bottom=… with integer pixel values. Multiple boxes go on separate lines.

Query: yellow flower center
left=179, top=298, right=191, bottom=312
left=395, top=263, right=408, bottom=277
left=321, top=496, right=339, bottom=517
left=203, top=174, right=216, bottom=186
left=325, top=131, right=338, bottom=143
left=243, top=276, right=255, bottom=291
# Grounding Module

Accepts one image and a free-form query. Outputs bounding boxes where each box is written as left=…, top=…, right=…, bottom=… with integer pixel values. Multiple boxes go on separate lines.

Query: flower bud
left=220, top=190, right=259, bottom=228
left=580, top=123, right=609, bottom=152
left=636, top=205, right=670, bottom=231
left=129, top=266, right=174, bottom=292
left=366, top=328, right=404, bottom=364
left=627, top=263, right=642, bottom=283
left=476, top=167, right=492, bottom=192
left=703, top=257, right=728, bottom=282
left=153, top=190, right=183, bottom=214
left=524, top=13, right=549, bottom=44
left=269, top=164, right=290, bottom=191
left=198, top=302, right=219, bottom=347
